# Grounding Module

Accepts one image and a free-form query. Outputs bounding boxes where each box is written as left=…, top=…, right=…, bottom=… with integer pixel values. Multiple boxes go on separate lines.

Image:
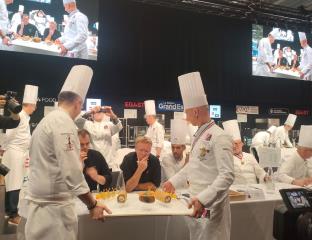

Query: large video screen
left=1, top=0, right=98, bottom=60
left=252, top=24, right=311, bottom=81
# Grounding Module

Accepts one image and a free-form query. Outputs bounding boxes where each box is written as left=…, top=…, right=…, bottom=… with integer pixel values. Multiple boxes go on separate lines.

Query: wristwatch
left=87, top=200, right=97, bottom=210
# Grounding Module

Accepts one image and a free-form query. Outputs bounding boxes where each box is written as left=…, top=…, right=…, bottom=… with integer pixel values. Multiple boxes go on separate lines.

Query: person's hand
left=188, top=197, right=205, bottom=218
left=137, top=156, right=148, bottom=173
left=90, top=203, right=112, bottom=221
left=2, top=36, right=10, bottom=46
left=292, top=179, right=308, bottom=187
left=80, top=151, right=88, bottom=162
left=102, top=106, right=117, bottom=119
left=54, top=38, right=61, bottom=45
left=86, top=167, right=98, bottom=181
left=162, top=181, right=175, bottom=194
left=58, top=44, right=68, bottom=56
left=0, top=95, right=6, bottom=108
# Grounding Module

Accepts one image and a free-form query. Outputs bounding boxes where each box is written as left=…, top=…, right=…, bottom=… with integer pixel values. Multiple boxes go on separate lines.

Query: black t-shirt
left=120, top=152, right=161, bottom=188
left=17, top=23, right=40, bottom=37
left=42, top=28, right=61, bottom=41
left=83, top=149, right=112, bottom=192
left=0, top=116, right=20, bottom=129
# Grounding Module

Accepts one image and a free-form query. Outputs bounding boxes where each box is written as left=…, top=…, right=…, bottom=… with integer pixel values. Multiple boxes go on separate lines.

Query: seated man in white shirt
left=223, top=120, right=267, bottom=184
left=162, top=119, right=189, bottom=180
left=278, top=125, right=312, bottom=187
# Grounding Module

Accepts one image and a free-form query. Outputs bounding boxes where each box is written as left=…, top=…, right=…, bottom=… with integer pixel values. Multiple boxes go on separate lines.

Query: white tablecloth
left=77, top=183, right=296, bottom=240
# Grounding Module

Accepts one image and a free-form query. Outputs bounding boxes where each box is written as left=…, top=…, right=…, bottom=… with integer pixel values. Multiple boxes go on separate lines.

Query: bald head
left=185, top=105, right=210, bottom=126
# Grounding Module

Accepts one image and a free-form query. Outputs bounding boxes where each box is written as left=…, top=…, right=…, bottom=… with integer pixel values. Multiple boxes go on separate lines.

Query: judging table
left=273, top=68, right=300, bottom=80
left=76, top=183, right=296, bottom=240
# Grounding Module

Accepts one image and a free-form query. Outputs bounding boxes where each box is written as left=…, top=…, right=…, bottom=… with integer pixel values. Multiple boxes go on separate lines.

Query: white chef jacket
left=169, top=121, right=234, bottom=240
left=299, top=45, right=312, bottom=81
left=162, top=152, right=187, bottom=180
left=10, top=12, right=22, bottom=33
left=233, top=152, right=266, bottom=184
left=251, top=131, right=271, bottom=148
left=257, top=38, right=274, bottom=65
left=77, top=118, right=123, bottom=169
left=0, top=0, right=9, bottom=36
left=145, top=121, right=165, bottom=156
left=27, top=108, right=89, bottom=201
left=58, top=9, right=89, bottom=59
left=272, top=126, right=293, bottom=148
left=278, top=151, right=312, bottom=184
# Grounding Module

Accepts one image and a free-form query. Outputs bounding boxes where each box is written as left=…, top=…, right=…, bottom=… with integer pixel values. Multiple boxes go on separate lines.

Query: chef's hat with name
left=284, top=114, right=297, bottom=127
left=298, top=125, right=312, bottom=149
left=299, top=32, right=307, bottom=41
left=269, top=28, right=279, bottom=39
left=144, top=100, right=156, bottom=116
left=267, top=125, right=277, bottom=134
left=60, top=65, right=93, bottom=102
left=178, top=72, right=208, bottom=110
left=171, top=119, right=187, bottom=145
left=63, top=0, right=76, bottom=4
left=18, top=5, right=24, bottom=12
left=222, top=119, right=241, bottom=141
left=23, top=85, right=38, bottom=105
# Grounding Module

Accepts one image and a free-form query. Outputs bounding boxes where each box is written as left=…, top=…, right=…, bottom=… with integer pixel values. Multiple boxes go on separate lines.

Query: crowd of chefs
left=0, top=0, right=98, bottom=59
left=1, top=66, right=312, bottom=240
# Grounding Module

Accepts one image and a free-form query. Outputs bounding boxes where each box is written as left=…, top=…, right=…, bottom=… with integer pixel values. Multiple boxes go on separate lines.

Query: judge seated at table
left=223, top=120, right=267, bottom=184
left=42, top=21, right=61, bottom=42
left=16, top=14, right=41, bottom=38
left=162, top=119, right=189, bottom=180
left=78, top=129, right=112, bottom=192
left=120, top=136, right=161, bottom=192
left=278, top=125, right=312, bottom=187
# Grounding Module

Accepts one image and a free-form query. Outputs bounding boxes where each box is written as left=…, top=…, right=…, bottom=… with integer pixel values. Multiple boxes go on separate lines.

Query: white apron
left=2, top=149, right=28, bottom=192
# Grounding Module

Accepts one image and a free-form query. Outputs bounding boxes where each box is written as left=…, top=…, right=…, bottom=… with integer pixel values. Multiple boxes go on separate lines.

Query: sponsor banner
left=37, top=97, right=57, bottom=103
left=236, top=105, right=259, bottom=115
left=157, top=101, right=184, bottom=112
left=295, top=109, right=311, bottom=116
left=269, top=108, right=289, bottom=115
left=124, top=101, right=145, bottom=108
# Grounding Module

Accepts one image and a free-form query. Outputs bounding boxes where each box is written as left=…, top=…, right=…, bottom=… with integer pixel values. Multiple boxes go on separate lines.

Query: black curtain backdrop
left=0, top=0, right=312, bottom=125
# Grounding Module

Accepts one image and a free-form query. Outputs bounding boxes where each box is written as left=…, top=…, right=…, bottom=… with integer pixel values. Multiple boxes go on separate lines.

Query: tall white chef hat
left=18, top=5, right=24, bottom=12
left=267, top=125, right=277, bottom=134
left=171, top=119, right=187, bottom=145
left=23, top=85, right=38, bottom=105
left=222, top=119, right=241, bottom=141
left=298, top=125, right=312, bottom=149
left=63, top=0, right=76, bottom=4
left=178, top=72, right=208, bottom=110
left=144, top=100, right=156, bottom=116
left=284, top=114, right=297, bottom=127
left=269, top=28, right=279, bottom=39
left=60, top=65, right=93, bottom=102
left=299, top=32, right=307, bottom=41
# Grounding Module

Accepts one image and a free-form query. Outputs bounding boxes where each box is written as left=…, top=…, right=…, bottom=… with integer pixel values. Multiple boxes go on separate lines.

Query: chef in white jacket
left=163, top=72, right=234, bottom=240
left=0, top=0, right=13, bottom=48
left=10, top=5, right=24, bottom=33
left=162, top=119, right=189, bottom=180
left=144, top=100, right=165, bottom=158
left=273, top=114, right=297, bottom=148
left=76, top=105, right=123, bottom=170
left=56, top=0, right=89, bottom=59
left=278, top=125, right=312, bottom=187
left=2, top=84, right=38, bottom=225
left=298, top=32, right=312, bottom=81
left=25, top=66, right=111, bottom=240
left=255, top=28, right=279, bottom=77
left=250, top=125, right=277, bottom=160
left=223, top=120, right=266, bottom=185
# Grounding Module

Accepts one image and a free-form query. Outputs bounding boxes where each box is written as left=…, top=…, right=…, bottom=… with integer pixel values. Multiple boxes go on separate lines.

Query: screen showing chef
left=0, top=0, right=98, bottom=61
left=286, top=191, right=311, bottom=209
left=252, top=24, right=312, bottom=81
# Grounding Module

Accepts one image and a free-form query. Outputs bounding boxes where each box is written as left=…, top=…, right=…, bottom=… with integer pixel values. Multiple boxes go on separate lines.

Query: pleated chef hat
left=298, top=125, right=312, bottom=149
left=270, top=28, right=279, bottom=39
left=60, top=65, right=93, bottom=102
left=144, top=100, right=156, bottom=116
left=178, top=72, right=208, bottom=110
left=18, top=5, right=24, bottom=12
left=284, top=114, right=297, bottom=127
left=171, top=119, right=187, bottom=145
left=299, top=32, right=307, bottom=41
left=23, top=85, right=38, bottom=105
left=63, top=0, right=76, bottom=4
left=222, top=119, right=241, bottom=141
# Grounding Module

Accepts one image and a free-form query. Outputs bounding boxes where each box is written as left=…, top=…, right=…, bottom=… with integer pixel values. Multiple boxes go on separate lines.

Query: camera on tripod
left=4, top=91, right=22, bottom=114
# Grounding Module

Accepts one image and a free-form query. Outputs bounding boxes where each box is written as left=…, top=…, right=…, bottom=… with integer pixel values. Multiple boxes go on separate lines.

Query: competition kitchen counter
left=76, top=183, right=297, bottom=240
left=10, top=39, right=97, bottom=60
